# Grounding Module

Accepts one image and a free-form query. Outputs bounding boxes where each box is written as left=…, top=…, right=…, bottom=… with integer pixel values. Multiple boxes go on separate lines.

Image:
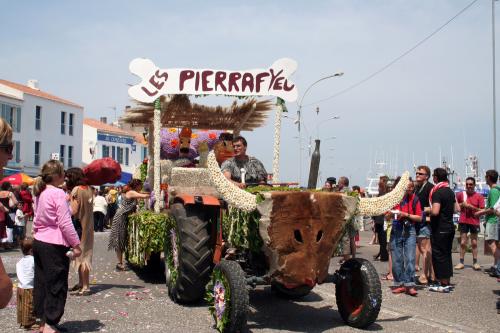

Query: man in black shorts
left=455, top=177, right=484, bottom=270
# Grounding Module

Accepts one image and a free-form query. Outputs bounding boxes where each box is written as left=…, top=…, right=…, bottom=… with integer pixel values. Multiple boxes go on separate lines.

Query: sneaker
left=484, top=266, right=496, bottom=274
left=472, top=263, right=481, bottom=271
left=391, top=286, right=406, bottom=294
left=454, top=263, right=465, bottom=270
left=428, top=285, right=451, bottom=293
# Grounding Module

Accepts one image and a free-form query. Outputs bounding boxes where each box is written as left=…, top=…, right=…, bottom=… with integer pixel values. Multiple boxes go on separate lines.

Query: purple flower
left=213, top=280, right=226, bottom=320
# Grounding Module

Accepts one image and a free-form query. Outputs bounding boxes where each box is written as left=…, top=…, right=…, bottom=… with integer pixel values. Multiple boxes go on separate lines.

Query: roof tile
left=0, top=79, right=83, bottom=108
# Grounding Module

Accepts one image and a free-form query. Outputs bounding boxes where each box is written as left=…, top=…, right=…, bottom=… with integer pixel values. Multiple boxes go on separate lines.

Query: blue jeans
left=391, top=223, right=416, bottom=287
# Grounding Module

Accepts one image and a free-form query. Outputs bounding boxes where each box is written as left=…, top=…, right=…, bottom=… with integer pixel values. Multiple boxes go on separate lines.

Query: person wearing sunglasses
left=0, top=117, right=13, bottom=309
left=455, top=177, right=484, bottom=271
left=414, top=165, right=435, bottom=285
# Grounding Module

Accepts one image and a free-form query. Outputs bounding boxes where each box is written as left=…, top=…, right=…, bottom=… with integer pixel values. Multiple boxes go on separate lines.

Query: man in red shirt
left=455, top=177, right=485, bottom=270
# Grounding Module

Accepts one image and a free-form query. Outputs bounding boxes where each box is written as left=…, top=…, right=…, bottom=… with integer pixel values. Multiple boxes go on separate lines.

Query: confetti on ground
left=118, top=311, right=128, bottom=317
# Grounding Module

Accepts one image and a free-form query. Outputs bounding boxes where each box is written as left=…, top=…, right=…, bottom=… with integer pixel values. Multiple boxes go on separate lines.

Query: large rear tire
left=335, top=258, right=381, bottom=328
left=271, top=281, right=313, bottom=299
left=165, top=203, right=212, bottom=303
left=209, top=259, right=248, bottom=333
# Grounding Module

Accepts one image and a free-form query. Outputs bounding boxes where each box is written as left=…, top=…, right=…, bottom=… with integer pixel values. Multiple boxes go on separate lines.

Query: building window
left=69, top=113, right=74, bottom=136
left=125, top=147, right=129, bottom=166
left=68, top=146, right=73, bottom=167
left=35, top=106, right=41, bottom=130
left=60, top=145, right=65, bottom=165
left=102, top=145, right=109, bottom=158
left=117, top=147, right=123, bottom=164
left=60, top=111, right=66, bottom=134
left=12, top=140, right=20, bottom=163
left=112, top=146, right=116, bottom=160
left=34, top=141, right=41, bottom=166
left=1, top=103, right=21, bottom=132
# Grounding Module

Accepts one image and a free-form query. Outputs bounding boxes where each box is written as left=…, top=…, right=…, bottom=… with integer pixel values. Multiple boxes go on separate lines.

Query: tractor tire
left=271, top=281, right=313, bottom=299
left=165, top=203, right=212, bottom=303
left=210, top=260, right=248, bottom=333
left=335, top=258, right=382, bottom=328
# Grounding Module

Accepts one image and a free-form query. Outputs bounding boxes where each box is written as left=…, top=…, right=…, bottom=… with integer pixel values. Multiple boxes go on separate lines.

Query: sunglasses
left=415, top=172, right=427, bottom=176
left=465, top=182, right=475, bottom=186
left=0, top=143, right=13, bottom=154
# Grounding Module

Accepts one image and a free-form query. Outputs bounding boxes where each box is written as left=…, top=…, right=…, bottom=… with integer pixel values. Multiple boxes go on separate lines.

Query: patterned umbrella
left=0, top=173, right=35, bottom=186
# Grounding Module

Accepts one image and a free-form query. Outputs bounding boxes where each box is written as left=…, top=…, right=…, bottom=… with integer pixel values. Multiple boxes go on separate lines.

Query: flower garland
left=272, top=98, right=284, bottom=183
left=165, top=227, right=179, bottom=285
left=206, top=151, right=257, bottom=212
left=206, top=268, right=231, bottom=332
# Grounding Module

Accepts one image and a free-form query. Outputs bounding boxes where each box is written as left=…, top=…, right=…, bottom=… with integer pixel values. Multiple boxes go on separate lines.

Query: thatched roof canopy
left=121, top=95, right=274, bottom=131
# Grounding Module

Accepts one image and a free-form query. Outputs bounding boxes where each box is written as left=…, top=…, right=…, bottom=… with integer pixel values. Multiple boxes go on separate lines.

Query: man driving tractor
left=221, top=135, right=268, bottom=188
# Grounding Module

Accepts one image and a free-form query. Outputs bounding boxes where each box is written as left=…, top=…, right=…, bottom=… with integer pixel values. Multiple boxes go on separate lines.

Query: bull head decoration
left=207, top=151, right=409, bottom=286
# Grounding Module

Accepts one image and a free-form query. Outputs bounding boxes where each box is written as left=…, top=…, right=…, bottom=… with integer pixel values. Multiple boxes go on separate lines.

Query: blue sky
left=0, top=0, right=497, bottom=187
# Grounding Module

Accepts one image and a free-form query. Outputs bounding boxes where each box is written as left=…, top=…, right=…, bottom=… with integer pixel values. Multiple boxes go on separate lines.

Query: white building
left=82, top=118, right=147, bottom=184
left=0, top=79, right=83, bottom=176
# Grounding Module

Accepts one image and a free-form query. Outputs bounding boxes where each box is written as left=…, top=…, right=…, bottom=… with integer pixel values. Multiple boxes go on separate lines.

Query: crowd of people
left=0, top=117, right=152, bottom=332
left=324, top=164, right=500, bottom=304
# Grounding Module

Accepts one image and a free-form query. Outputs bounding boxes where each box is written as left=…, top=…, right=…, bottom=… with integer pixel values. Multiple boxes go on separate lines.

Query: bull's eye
left=294, top=230, right=303, bottom=243
left=316, top=230, right=323, bottom=242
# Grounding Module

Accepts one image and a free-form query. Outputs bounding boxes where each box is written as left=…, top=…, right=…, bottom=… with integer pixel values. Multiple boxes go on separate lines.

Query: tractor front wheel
left=335, top=258, right=381, bottom=328
left=209, top=260, right=248, bottom=333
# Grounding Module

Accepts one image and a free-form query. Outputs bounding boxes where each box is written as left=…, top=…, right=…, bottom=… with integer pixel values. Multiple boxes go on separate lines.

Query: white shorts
left=485, top=222, right=499, bottom=241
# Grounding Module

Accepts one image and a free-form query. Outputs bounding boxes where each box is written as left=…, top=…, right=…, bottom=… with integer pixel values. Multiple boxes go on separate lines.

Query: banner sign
left=128, top=58, right=298, bottom=103
left=97, top=133, right=134, bottom=145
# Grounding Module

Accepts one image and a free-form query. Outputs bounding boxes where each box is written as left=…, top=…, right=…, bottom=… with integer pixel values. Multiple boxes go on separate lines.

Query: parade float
left=122, top=57, right=410, bottom=332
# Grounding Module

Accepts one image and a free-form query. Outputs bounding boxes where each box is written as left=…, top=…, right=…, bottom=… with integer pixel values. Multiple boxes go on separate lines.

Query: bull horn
left=207, top=151, right=257, bottom=212
left=358, top=171, right=410, bottom=216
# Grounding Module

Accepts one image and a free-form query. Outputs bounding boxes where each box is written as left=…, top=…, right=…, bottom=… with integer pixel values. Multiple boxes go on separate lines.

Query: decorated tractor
left=122, top=58, right=409, bottom=332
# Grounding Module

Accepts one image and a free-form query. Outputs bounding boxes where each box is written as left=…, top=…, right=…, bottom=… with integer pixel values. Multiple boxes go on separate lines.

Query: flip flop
left=115, top=263, right=128, bottom=271
left=77, top=289, right=91, bottom=296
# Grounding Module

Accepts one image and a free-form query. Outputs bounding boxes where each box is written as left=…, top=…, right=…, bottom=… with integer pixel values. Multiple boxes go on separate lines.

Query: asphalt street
left=0, top=230, right=498, bottom=333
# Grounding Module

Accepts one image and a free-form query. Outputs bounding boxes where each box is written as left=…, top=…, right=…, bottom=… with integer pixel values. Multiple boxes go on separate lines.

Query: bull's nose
left=304, top=278, right=316, bottom=287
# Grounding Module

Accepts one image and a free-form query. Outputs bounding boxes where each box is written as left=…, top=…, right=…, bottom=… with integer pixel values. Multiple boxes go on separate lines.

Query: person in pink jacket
left=32, top=160, right=82, bottom=333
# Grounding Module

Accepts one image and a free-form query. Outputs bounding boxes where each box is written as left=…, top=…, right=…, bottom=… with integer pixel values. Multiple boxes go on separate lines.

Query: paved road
left=0, top=231, right=498, bottom=332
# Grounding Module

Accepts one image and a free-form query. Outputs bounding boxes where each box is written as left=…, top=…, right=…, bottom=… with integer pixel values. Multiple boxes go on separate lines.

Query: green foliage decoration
left=126, top=210, right=175, bottom=267
left=222, top=207, right=263, bottom=252
left=139, top=162, right=148, bottom=182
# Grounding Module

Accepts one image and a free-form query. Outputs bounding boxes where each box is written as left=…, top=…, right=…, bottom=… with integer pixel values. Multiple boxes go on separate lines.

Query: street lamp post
left=296, top=72, right=343, bottom=186
left=493, top=0, right=498, bottom=169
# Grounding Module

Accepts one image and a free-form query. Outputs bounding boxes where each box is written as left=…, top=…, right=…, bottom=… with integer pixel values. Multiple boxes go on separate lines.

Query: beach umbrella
left=0, top=173, right=35, bottom=186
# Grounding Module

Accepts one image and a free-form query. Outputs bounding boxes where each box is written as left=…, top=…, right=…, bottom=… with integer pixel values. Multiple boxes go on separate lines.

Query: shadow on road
left=58, top=319, right=104, bottom=332
left=130, top=262, right=166, bottom=284
left=247, top=288, right=383, bottom=332
left=91, top=283, right=143, bottom=293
